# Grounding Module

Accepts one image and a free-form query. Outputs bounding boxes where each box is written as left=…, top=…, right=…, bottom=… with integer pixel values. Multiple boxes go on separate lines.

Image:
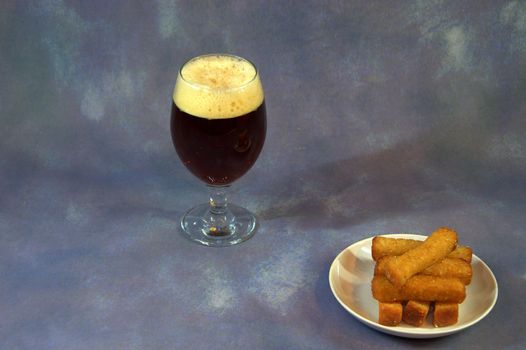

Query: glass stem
left=206, top=185, right=234, bottom=236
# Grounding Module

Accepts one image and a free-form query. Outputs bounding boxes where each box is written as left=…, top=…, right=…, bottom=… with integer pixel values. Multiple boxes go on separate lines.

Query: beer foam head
left=173, top=54, right=264, bottom=119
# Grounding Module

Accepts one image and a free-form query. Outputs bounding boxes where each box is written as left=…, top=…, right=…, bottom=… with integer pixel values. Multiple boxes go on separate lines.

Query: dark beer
left=171, top=54, right=266, bottom=186
left=171, top=101, right=266, bottom=185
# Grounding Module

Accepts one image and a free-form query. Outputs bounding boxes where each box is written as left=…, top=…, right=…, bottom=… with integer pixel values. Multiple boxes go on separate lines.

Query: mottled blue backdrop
left=1, top=1, right=525, bottom=349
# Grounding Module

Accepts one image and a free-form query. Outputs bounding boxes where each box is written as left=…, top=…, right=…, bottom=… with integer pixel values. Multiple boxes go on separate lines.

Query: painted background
left=1, top=1, right=525, bottom=349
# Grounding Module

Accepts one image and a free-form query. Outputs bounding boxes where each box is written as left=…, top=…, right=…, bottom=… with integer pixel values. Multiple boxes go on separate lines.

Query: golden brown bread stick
left=372, top=275, right=403, bottom=301
left=371, top=236, right=421, bottom=261
left=375, top=257, right=472, bottom=285
left=403, top=300, right=430, bottom=327
left=384, top=227, right=458, bottom=288
left=423, top=258, right=472, bottom=285
left=372, top=237, right=472, bottom=262
left=447, top=245, right=472, bottom=263
left=433, top=302, right=459, bottom=327
left=378, top=302, right=403, bottom=326
left=371, top=275, right=466, bottom=303
left=403, top=275, right=465, bottom=303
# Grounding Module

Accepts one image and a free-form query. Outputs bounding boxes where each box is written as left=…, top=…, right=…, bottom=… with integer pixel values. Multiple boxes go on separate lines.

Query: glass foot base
left=180, top=203, right=257, bottom=247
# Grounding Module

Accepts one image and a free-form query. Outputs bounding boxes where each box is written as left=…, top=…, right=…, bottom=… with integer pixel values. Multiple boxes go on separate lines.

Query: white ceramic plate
left=328, top=234, right=498, bottom=338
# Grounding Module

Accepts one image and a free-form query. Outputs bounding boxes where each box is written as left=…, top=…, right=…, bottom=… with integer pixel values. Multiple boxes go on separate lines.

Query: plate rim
left=328, top=233, right=499, bottom=338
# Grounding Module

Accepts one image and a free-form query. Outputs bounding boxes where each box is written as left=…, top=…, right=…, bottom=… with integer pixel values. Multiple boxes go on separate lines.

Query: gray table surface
left=1, top=1, right=525, bottom=349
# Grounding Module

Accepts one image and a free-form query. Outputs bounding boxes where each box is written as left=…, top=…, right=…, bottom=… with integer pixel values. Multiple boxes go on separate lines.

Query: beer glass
left=170, top=54, right=266, bottom=246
